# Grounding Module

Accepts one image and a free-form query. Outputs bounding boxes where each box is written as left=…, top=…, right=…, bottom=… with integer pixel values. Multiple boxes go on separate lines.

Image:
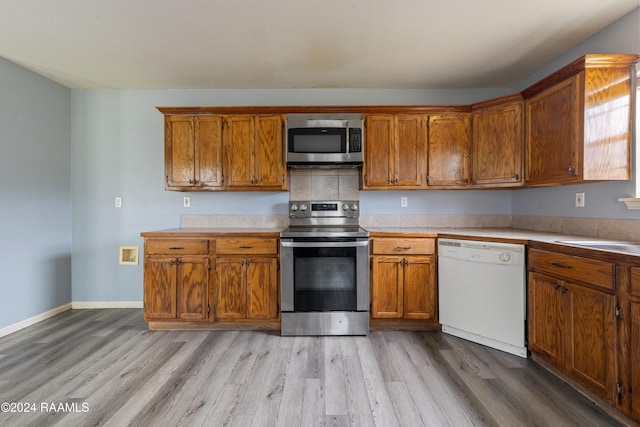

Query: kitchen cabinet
left=164, top=114, right=224, bottom=190
left=370, top=237, right=437, bottom=321
left=471, top=94, right=524, bottom=187
left=528, top=248, right=618, bottom=404
left=425, top=113, right=471, bottom=188
left=143, top=239, right=210, bottom=321
left=363, top=114, right=425, bottom=189
left=213, top=237, right=279, bottom=320
left=629, top=267, right=640, bottom=420
left=522, top=54, right=637, bottom=186
left=224, top=114, right=286, bottom=190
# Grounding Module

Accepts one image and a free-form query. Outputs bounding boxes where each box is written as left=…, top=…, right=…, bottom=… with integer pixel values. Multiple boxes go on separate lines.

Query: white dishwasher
left=438, top=238, right=527, bottom=358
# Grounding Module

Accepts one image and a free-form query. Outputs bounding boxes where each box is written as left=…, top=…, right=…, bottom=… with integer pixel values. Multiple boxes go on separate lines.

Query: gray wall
left=0, top=57, right=71, bottom=329
left=512, top=7, right=640, bottom=220
left=70, top=88, right=510, bottom=303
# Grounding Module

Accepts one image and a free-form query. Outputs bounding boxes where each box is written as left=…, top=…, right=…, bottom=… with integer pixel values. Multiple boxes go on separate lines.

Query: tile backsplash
left=288, top=168, right=359, bottom=201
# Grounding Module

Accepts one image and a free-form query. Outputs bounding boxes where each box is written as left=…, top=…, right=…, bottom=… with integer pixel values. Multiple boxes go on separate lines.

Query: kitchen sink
left=555, top=240, right=640, bottom=254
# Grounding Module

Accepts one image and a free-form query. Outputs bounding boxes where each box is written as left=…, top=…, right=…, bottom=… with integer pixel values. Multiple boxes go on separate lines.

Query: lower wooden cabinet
left=142, top=234, right=279, bottom=326
left=528, top=248, right=618, bottom=404
left=143, top=239, right=210, bottom=321
left=629, top=267, right=640, bottom=421
left=213, top=237, right=279, bottom=321
left=215, top=256, right=278, bottom=320
left=370, top=237, right=437, bottom=321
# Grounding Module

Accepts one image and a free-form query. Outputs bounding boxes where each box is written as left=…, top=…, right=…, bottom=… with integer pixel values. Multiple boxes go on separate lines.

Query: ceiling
left=0, top=0, right=638, bottom=90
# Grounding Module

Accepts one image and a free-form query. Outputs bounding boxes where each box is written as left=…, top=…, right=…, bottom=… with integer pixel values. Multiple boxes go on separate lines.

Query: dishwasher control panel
left=438, top=238, right=524, bottom=267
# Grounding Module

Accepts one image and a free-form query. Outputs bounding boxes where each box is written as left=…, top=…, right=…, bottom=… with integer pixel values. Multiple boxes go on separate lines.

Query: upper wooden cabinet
left=471, top=94, right=524, bottom=187
left=224, top=114, right=286, bottom=190
left=164, top=115, right=223, bottom=190
left=160, top=110, right=286, bottom=191
left=522, top=54, right=638, bottom=186
left=363, top=112, right=471, bottom=190
left=363, top=114, right=425, bottom=189
left=426, top=113, right=471, bottom=188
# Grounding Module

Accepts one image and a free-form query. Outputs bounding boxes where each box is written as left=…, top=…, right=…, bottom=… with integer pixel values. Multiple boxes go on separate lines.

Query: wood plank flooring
left=0, top=309, right=633, bottom=427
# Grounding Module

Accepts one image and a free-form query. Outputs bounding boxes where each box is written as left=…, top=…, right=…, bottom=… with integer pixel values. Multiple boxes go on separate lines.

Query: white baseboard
left=0, top=303, right=72, bottom=338
left=71, top=301, right=143, bottom=309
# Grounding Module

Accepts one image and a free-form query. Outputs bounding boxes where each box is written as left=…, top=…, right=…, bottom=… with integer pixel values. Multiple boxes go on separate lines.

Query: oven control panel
left=289, top=200, right=359, bottom=218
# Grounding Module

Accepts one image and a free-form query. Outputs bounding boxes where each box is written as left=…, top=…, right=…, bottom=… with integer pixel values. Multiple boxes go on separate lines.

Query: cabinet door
left=144, top=257, right=177, bottom=320
left=528, top=271, right=564, bottom=366
left=363, top=114, right=395, bottom=188
left=525, top=74, right=582, bottom=185
left=426, top=114, right=471, bottom=187
left=472, top=101, right=523, bottom=187
left=563, top=282, right=617, bottom=402
left=631, top=300, right=640, bottom=420
left=195, top=116, right=223, bottom=188
left=403, top=256, right=437, bottom=320
left=165, top=115, right=195, bottom=188
left=177, top=257, right=209, bottom=320
left=395, top=114, right=425, bottom=188
left=371, top=256, right=403, bottom=318
left=247, top=257, right=278, bottom=319
left=254, top=115, right=285, bottom=188
left=225, top=115, right=256, bottom=187
left=215, top=257, right=247, bottom=319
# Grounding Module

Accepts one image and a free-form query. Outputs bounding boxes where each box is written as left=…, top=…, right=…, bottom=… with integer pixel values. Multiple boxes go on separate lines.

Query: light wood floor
left=0, top=309, right=632, bottom=427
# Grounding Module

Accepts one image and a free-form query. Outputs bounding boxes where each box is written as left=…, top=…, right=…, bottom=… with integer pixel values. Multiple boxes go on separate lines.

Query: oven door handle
left=281, top=241, right=369, bottom=248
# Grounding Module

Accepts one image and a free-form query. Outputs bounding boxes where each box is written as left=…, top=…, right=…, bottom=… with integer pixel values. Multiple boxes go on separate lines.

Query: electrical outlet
left=401, top=196, right=408, bottom=208
left=183, top=197, right=191, bottom=208
left=115, top=197, right=122, bottom=208
left=575, top=192, right=585, bottom=207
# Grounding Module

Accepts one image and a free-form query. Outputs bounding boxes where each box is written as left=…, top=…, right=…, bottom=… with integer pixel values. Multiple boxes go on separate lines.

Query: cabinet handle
left=239, top=246, right=253, bottom=249
left=561, top=286, right=568, bottom=294
left=567, top=166, right=576, bottom=175
left=554, top=283, right=561, bottom=290
left=551, top=262, right=572, bottom=269
left=514, top=174, right=520, bottom=181
left=168, top=247, right=185, bottom=250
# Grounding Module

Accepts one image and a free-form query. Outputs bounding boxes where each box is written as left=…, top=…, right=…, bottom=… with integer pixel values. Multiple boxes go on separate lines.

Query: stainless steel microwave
left=286, top=114, right=364, bottom=167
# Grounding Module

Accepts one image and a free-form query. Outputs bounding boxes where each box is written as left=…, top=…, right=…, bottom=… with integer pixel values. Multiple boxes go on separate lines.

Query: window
left=619, top=63, right=640, bottom=208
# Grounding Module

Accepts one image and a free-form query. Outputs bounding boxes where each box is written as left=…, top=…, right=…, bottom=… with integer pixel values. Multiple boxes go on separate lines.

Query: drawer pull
left=239, top=246, right=253, bottom=249
left=395, top=246, right=411, bottom=251
left=551, top=262, right=572, bottom=269
left=169, top=247, right=185, bottom=250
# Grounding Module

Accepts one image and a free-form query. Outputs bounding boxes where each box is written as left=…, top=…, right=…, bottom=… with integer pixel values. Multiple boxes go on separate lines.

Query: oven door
left=280, top=239, right=369, bottom=312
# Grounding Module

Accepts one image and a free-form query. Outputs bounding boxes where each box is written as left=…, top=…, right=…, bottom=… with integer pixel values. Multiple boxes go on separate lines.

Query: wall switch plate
left=575, top=192, right=585, bottom=207
left=183, top=196, right=191, bottom=208
left=115, top=197, right=122, bottom=208
left=401, top=196, right=408, bottom=208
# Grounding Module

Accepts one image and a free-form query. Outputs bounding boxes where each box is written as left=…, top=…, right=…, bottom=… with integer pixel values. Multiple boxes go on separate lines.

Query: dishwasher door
left=438, top=238, right=527, bottom=357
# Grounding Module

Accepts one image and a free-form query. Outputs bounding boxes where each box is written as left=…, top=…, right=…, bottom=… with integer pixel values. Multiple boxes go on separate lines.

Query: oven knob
left=342, top=203, right=349, bottom=211
left=350, top=204, right=358, bottom=211
left=290, top=204, right=298, bottom=212
left=300, top=204, right=308, bottom=211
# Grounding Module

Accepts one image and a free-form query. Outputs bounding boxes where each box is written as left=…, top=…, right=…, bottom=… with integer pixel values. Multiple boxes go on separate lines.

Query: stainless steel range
left=280, top=200, right=369, bottom=336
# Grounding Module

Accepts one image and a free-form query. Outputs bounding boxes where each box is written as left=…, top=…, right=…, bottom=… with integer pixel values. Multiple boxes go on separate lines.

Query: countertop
left=140, top=226, right=640, bottom=260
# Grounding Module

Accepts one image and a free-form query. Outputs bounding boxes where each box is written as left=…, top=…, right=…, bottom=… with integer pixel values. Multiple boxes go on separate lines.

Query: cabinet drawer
left=528, top=248, right=614, bottom=290
left=371, top=238, right=435, bottom=255
left=631, top=267, right=640, bottom=297
left=145, top=239, right=208, bottom=256
left=216, top=238, right=278, bottom=255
